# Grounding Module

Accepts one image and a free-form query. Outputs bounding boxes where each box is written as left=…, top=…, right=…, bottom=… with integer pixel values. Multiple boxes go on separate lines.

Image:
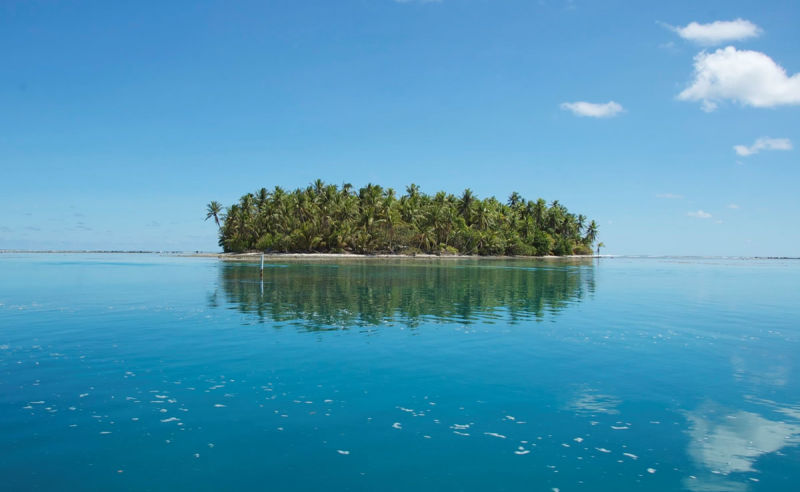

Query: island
left=206, top=180, right=599, bottom=256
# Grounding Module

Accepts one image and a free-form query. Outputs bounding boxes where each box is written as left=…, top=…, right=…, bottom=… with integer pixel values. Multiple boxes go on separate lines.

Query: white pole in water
left=260, top=254, right=264, bottom=279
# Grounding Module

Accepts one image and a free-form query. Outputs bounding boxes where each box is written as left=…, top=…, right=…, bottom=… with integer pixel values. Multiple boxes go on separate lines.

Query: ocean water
left=1, top=254, right=799, bottom=491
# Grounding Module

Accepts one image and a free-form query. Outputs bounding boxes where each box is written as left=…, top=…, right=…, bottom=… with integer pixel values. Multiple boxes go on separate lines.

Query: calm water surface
left=1, top=254, right=799, bottom=491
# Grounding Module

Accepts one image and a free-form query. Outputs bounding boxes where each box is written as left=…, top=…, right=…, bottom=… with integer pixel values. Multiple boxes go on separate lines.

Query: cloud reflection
left=684, top=402, right=800, bottom=490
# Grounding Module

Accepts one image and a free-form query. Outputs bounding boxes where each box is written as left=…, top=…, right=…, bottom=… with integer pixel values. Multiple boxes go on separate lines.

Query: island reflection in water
left=210, top=258, right=595, bottom=329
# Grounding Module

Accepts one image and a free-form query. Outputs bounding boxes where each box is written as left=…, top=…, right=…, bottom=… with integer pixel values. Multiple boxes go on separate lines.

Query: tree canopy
left=208, top=181, right=598, bottom=256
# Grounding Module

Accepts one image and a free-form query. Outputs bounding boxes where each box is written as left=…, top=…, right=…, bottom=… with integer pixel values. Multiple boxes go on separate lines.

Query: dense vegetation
left=212, top=259, right=595, bottom=329
left=207, top=180, right=598, bottom=256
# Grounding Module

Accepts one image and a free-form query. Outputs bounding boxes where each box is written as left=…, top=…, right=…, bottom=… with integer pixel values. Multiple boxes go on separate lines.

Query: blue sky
left=2, top=0, right=799, bottom=255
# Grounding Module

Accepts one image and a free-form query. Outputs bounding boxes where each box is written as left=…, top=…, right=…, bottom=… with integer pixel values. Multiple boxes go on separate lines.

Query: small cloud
left=678, top=47, right=800, bottom=110
left=658, top=40, right=678, bottom=52
left=688, top=210, right=712, bottom=219
left=733, top=137, right=792, bottom=156
left=656, top=193, right=684, bottom=199
left=666, top=19, right=761, bottom=45
left=727, top=203, right=740, bottom=209
left=560, top=101, right=624, bottom=118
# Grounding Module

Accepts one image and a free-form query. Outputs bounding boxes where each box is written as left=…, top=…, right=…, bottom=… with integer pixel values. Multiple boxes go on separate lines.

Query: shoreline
left=3, top=250, right=796, bottom=260
left=185, top=252, right=600, bottom=261
left=0, top=249, right=600, bottom=260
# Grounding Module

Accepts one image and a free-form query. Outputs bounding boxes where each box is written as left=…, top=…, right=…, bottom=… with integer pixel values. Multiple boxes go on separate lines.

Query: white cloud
left=656, top=193, right=684, bottom=199
left=733, top=137, right=792, bottom=156
left=560, top=101, right=624, bottom=118
left=668, top=19, right=761, bottom=45
left=678, top=47, right=800, bottom=110
left=688, top=210, right=712, bottom=219
left=727, top=203, right=740, bottom=209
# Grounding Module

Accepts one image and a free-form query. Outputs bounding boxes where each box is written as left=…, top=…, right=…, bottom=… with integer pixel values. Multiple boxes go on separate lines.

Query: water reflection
left=684, top=401, right=800, bottom=491
left=210, top=259, right=595, bottom=329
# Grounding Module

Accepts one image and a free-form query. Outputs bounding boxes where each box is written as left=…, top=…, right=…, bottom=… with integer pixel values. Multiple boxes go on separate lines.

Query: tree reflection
left=211, top=258, right=595, bottom=330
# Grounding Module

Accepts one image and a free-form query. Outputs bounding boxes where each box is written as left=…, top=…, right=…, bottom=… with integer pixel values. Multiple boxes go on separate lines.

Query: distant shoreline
left=2, top=250, right=797, bottom=260
left=0, top=249, right=598, bottom=260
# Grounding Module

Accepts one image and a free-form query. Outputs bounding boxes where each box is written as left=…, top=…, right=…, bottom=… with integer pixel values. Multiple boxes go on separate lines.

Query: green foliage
left=572, top=243, right=593, bottom=256
left=208, top=182, right=598, bottom=256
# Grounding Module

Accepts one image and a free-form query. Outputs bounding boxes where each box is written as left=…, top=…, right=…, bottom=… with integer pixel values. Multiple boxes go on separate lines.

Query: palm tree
left=585, top=220, right=598, bottom=244
left=458, top=189, right=476, bottom=225
left=205, top=201, right=223, bottom=227
left=212, top=181, right=595, bottom=256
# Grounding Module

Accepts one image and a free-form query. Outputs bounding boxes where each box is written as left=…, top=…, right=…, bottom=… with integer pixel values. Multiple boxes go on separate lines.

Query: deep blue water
left=1, top=254, right=799, bottom=491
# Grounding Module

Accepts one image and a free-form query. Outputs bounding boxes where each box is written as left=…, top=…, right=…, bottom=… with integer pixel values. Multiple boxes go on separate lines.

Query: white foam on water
left=131, top=417, right=139, bottom=421
left=596, top=447, right=611, bottom=453
left=623, top=453, right=638, bottom=460
left=30, top=401, right=44, bottom=405
left=423, top=435, right=431, bottom=439
left=398, top=407, right=414, bottom=413
left=155, top=395, right=167, bottom=399
left=514, top=450, right=531, bottom=455
left=573, top=437, right=584, bottom=443
left=611, top=426, right=629, bottom=430
left=337, top=450, right=350, bottom=455
left=484, top=432, right=507, bottom=439
left=505, top=415, right=516, bottom=421
left=453, top=431, right=470, bottom=436
left=161, top=417, right=180, bottom=423
left=214, top=404, right=226, bottom=408
left=647, top=468, right=656, bottom=474
left=79, top=394, right=88, bottom=398
left=99, top=431, right=111, bottom=435
left=159, top=409, right=167, bottom=413
left=561, top=443, right=570, bottom=448
left=208, top=443, right=215, bottom=448
left=451, top=424, right=470, bottom=430
left=392, top=422, right=402, bottom=429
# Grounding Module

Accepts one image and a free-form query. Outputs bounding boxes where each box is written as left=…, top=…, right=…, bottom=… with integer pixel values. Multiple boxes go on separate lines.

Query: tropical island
left=206, top=180, right=599, bottom=256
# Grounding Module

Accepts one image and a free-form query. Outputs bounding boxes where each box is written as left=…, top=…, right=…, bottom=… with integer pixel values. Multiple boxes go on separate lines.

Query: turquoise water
left=1, top=254, right=799, bottom=491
